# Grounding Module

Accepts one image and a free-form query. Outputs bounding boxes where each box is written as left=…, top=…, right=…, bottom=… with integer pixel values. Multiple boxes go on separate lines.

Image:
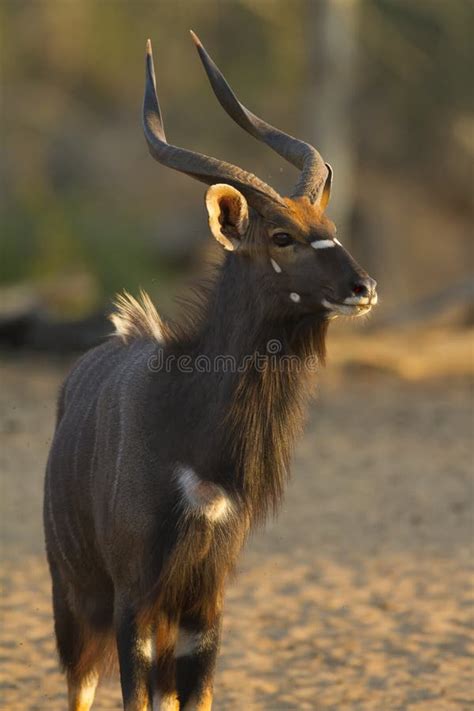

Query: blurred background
left=1, top=2, right=473, bottom=709
left=1, top=0, right=472, bottom=354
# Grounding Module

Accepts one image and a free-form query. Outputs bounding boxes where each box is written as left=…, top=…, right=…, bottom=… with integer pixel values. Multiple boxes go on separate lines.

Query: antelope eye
left=272, top=232, right=293, bottom=247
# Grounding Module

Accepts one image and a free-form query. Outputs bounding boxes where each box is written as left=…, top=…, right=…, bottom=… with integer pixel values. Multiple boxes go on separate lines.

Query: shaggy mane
left=110, top=289, right=167, bottom=343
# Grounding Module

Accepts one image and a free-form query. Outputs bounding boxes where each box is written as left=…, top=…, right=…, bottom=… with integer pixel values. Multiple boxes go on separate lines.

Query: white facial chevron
left=311, top=239, right=335, bottom=250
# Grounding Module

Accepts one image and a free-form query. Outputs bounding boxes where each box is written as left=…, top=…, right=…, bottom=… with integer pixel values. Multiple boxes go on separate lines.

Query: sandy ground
left=0, top=340, right=473, bottom=710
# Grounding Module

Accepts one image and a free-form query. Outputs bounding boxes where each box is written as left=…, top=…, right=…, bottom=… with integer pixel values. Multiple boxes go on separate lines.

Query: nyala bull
left=44, top=32, right=377, bottom=711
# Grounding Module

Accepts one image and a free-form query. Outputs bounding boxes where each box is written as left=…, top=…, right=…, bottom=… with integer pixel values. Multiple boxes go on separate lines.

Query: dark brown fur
left=44, top=214, right=374, bottom=709
left=44, top=36, right=377, bottom=711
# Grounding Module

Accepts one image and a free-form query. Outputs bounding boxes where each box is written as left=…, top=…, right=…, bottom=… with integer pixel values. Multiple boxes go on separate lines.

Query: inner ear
left=206, top=184, right=249, bottom=251
left=317, top=163, right=333, bottom=212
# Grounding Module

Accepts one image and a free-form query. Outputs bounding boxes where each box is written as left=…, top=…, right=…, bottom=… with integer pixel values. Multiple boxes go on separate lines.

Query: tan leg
left=181, top=685, right=213, bottom=710
left=153, top=690, right=180, bottom=710
left=151, top=614, right=179, bottom=711
left=67, top=672, right=98, bottom=711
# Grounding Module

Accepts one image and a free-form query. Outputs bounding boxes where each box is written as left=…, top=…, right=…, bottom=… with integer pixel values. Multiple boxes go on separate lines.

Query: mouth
left=322, top=294, right=377, bottom=318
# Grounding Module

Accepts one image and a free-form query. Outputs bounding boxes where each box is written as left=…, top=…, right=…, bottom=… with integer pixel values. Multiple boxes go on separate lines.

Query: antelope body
left=44, top=33, right=377, bottom=711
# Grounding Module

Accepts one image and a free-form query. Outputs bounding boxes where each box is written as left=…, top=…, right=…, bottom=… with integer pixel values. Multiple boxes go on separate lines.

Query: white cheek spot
left=176, top=466, right=233, bottom=522
left=289, top=292, right=301, bottom=303
left=311, top=239, right=335, bottom=250
left=270, top=258, right=282, bottom=273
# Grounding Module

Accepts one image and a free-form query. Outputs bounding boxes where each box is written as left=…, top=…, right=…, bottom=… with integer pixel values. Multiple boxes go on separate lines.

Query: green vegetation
left=2, top=1, right=472, bottom=313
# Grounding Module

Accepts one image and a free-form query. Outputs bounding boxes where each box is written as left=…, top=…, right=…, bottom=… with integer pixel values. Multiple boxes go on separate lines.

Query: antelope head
left=143, top=33, right=377, bottom=321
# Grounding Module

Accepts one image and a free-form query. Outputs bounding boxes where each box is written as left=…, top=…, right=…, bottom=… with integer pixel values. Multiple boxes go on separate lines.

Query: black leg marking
left=115, top=601, right=153, bottom=710
left=176, top=614, right=221, bottom=709
left=52, top=578, right=84, bottom=673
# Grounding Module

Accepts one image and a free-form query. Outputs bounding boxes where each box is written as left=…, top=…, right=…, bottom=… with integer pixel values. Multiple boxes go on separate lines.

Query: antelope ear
left=205, top=184, right=249, bottom=251
left=316, top=163, right=333, bottom=211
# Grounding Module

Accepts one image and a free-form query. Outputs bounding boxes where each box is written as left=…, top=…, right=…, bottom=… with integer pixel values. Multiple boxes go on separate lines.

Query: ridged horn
left=143, top=39, right=285, bottom=210
left=190, top=31, right=329, bottom=204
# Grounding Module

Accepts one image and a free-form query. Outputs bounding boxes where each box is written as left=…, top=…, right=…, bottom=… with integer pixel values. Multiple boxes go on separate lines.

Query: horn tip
left=190, top=30, right=202, bottom=48
left=146, top=38, right=153, bottom=55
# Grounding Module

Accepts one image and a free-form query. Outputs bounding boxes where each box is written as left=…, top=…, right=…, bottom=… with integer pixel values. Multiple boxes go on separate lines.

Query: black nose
left=351, top=277, right=377, bottom=299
